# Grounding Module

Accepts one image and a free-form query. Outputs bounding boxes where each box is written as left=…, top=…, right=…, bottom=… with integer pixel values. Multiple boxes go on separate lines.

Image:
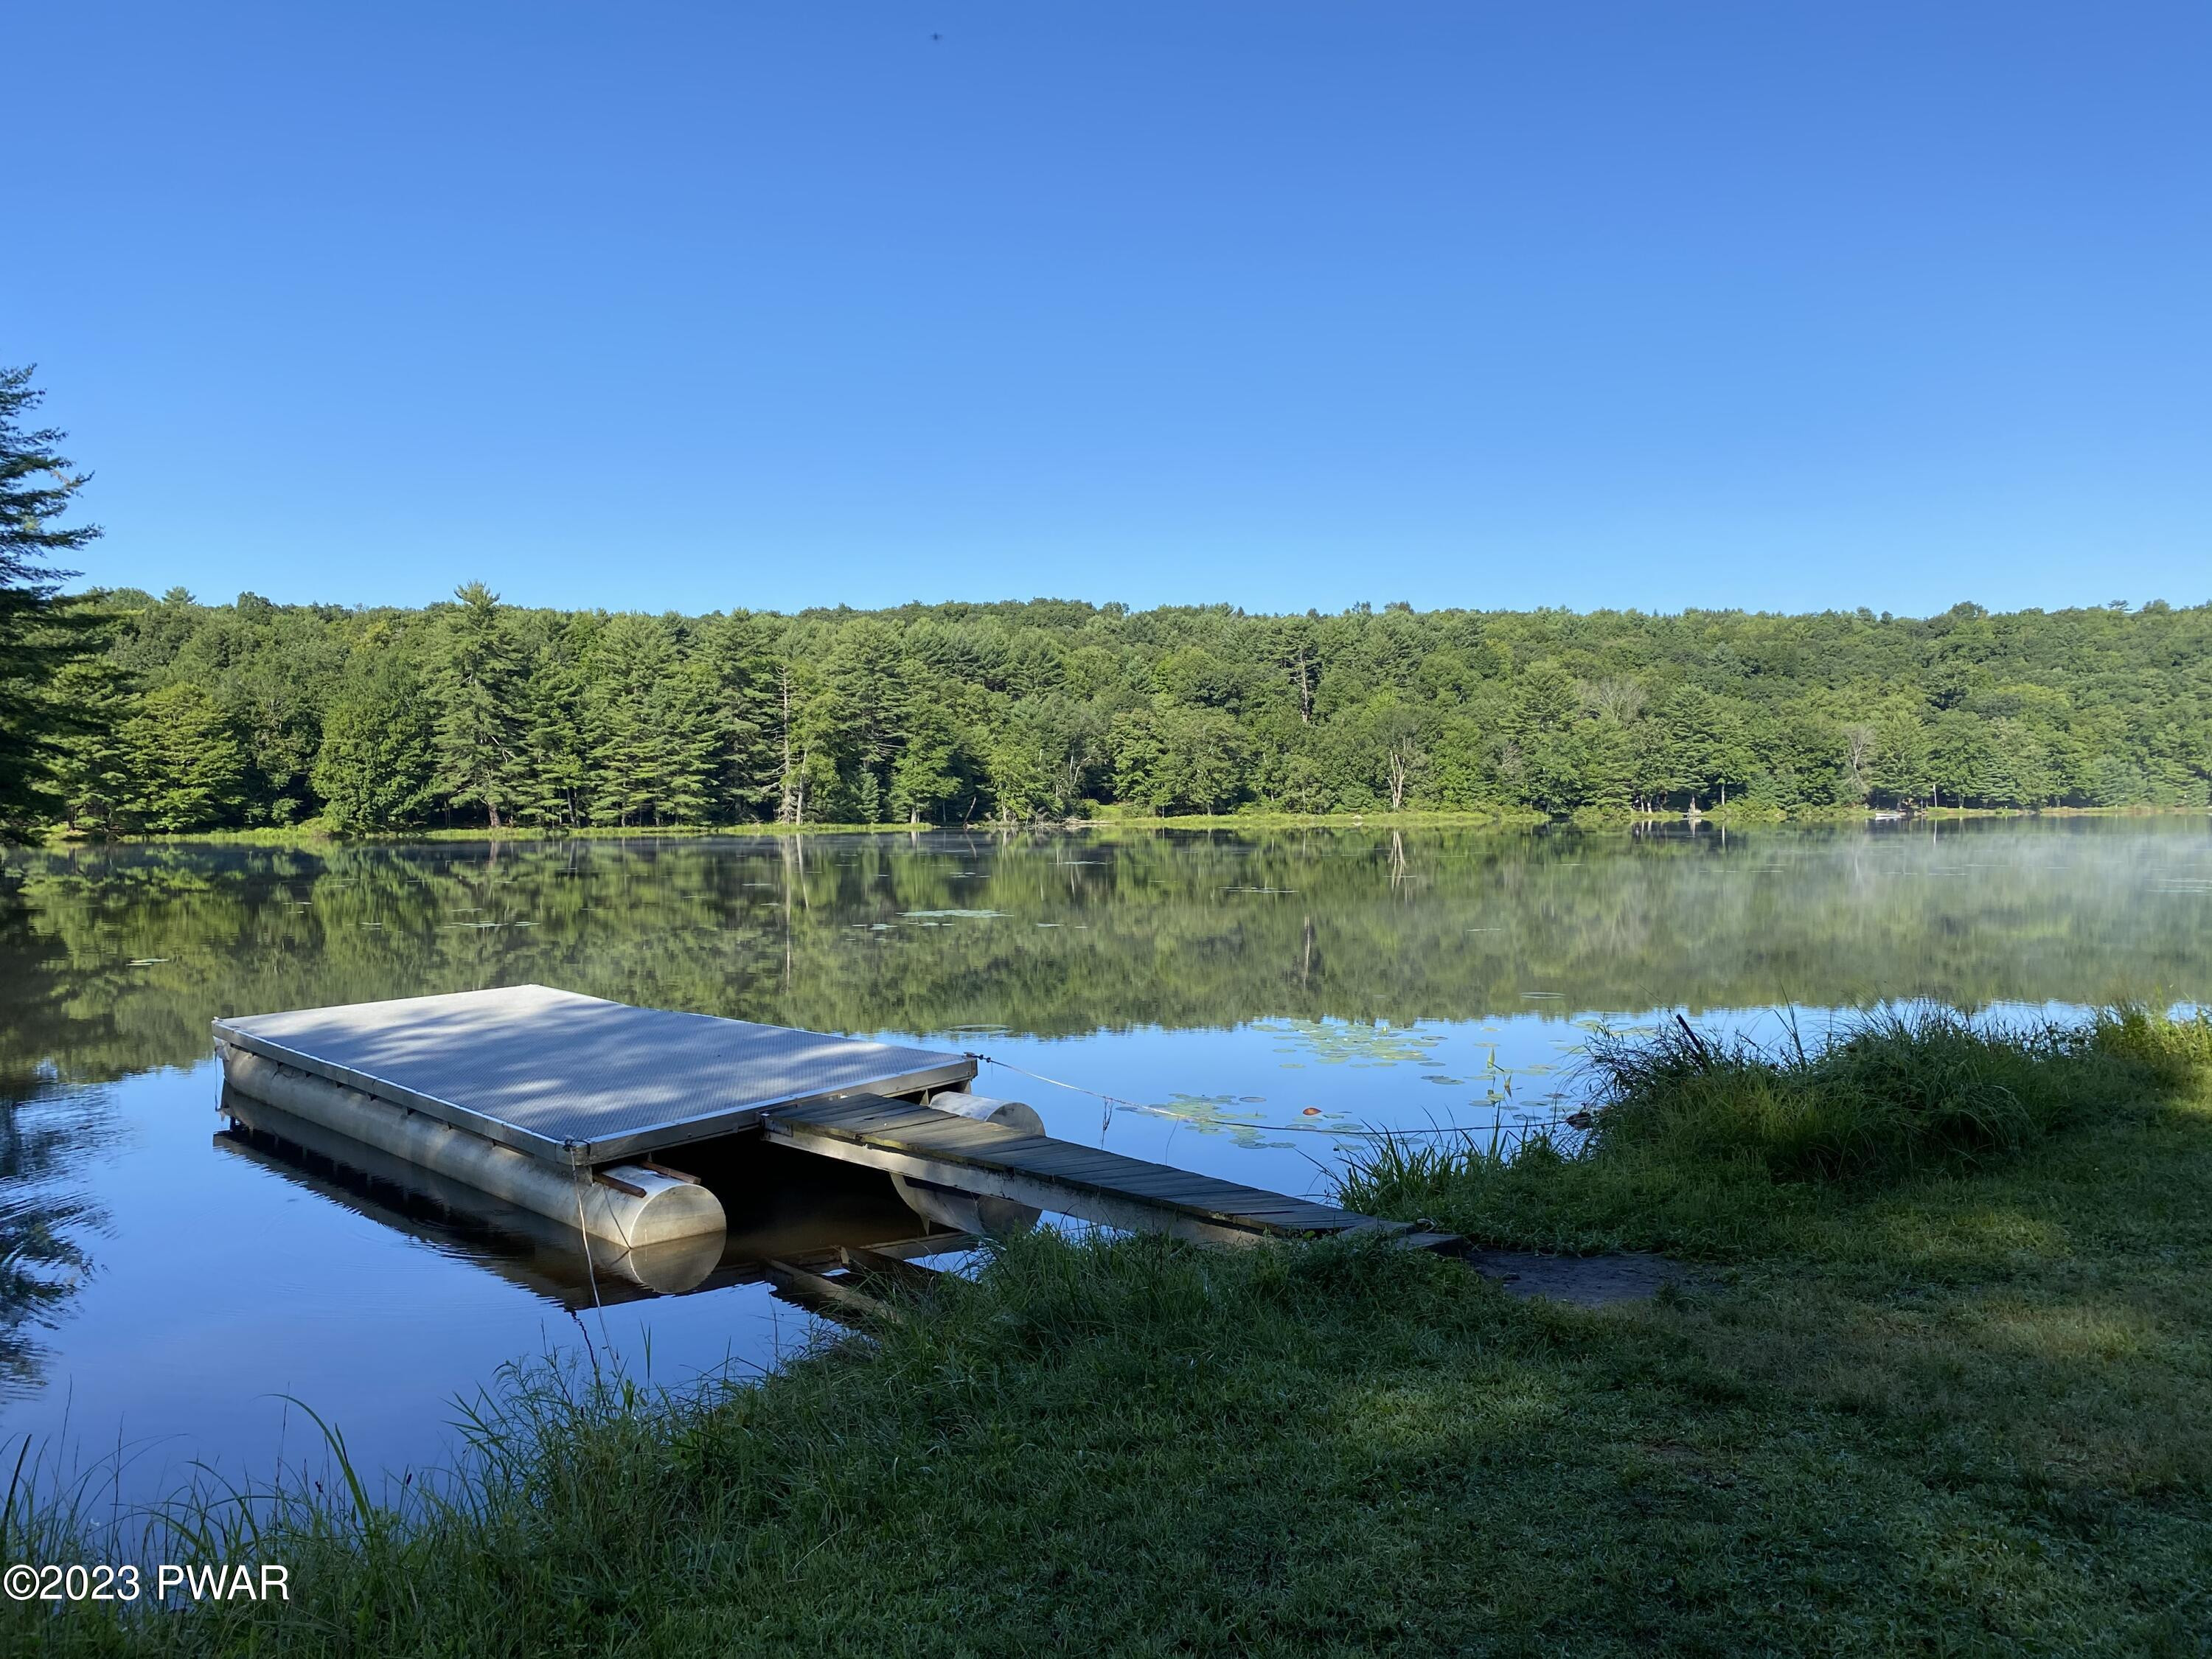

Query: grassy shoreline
left=7, top=1010, right=2210, bottom=1654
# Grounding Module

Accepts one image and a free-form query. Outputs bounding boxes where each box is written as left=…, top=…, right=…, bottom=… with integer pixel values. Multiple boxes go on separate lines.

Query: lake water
left=2, top=818, right=2206, bottom=1502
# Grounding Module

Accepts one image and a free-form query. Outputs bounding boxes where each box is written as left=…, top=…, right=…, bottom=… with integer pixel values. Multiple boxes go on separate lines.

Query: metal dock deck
left=215, top=985, right=975, bottom=1166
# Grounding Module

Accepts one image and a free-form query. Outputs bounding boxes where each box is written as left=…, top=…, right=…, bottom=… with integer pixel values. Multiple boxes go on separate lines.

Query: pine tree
left=428, top=582, right=524, bottom=829
left=0, top=366, right=106, bottom=839
left=653, top=661, right=720, bottom=824
left=1660, top=686, right=1754, bottom=811
left=585, top=615, right=717, bottom=827
left=1506, top=662, right=1586, bottom=813
left=1579, top=715, right=1638, bottom=813
left=1107, top=707, right=1172, bottom=811
left=50, top=654, right=139, bottom=835
left=821, top=619, right=908, bottom=814
left=695, top=612, right=783, bottom=821
left=778, top=644, right=842, bottom=824
left=512, top=629, right=593, bottom=830
left=122, top=682, right=245, bottom=831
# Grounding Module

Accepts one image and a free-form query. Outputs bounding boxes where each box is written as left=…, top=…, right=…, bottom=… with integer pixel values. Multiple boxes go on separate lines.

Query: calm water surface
left=1, top=818, right=2206, bottom=1499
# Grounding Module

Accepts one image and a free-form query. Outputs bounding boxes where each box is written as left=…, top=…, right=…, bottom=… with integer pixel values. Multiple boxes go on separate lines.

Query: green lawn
left=11, top=1015, right=2210, bottom=1656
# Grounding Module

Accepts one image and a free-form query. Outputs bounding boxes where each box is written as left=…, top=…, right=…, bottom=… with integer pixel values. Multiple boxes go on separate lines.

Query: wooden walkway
left=764, top=1095, right=1458, bottom=1250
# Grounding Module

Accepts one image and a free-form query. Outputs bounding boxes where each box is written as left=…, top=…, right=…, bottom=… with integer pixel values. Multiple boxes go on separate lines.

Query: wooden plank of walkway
left=763, top=1094, right=1427, bottom=1247
left=762, top=1259, right=905, bottom=1324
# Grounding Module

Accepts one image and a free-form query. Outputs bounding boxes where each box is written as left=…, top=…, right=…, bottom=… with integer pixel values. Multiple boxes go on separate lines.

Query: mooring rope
left=563, top=1138, right=606, bottom=1316
left=964, top=1051, right=1144, bottom=1134
left=964, top=1051, right=1587, bottom=1141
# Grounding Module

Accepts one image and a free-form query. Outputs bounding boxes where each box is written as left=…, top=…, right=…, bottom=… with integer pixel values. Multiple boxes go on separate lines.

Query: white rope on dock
left=563, top=1138, right=608, bottom=1322
left=964, top=1051, right=1588, bottom=1141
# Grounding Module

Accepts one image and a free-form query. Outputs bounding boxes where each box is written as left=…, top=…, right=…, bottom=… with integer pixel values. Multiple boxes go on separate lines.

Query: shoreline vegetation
left=10, top=586, right=2211, bottom=847
left=33, top=799, right=2209, bottom=851
left=7, top=1009, right=2208, bottom=1655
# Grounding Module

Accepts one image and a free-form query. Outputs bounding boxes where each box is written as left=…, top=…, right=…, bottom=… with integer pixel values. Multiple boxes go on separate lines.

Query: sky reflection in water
left=0, top=818, right=2205, bottom=1498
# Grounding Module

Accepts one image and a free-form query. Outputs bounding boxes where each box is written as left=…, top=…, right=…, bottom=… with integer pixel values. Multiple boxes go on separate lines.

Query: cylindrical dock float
left=221, top=1088, right=728, bottom=1295
left=218, top=1043, right=726, bottom=1250
left=890, top=1092, right=1046, bottom=1237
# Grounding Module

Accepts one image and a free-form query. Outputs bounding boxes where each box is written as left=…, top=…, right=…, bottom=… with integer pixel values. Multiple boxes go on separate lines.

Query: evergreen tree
left=1107, top=707, right=1172, bottom=811
left=0, top=367, right=105, bottom=839
left=821, top=619, right=909, bottom=813
left=695, top=612, right=784, bottom=821
left=512, top=627, right=594, bottom=830
left=50, top=653, right=139, bottom=835
left=1579, top=716, right=1638, bottom=813
left=204, top=594, right=347, bottom=824
left=1661, top=686, right=1755, bottom=810
left=1506, top=663, right=1585, bottom=813
left=428, top=583, right=524, bottom=828
left=586, top=615, right=717, bottom=827
left=9, top=587, right=2212, bottom=832
left=122, top=682, right=244, bottom=830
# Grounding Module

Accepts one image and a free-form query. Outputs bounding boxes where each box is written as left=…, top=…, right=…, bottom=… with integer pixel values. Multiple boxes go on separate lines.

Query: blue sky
left=11, top=2, right=2209, bottom=616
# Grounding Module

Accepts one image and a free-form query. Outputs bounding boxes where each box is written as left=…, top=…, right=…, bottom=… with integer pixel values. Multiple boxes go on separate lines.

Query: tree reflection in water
left=0, top=818, right=2204, bottom=1402
left=0, top=1079, right=109, bottom=1399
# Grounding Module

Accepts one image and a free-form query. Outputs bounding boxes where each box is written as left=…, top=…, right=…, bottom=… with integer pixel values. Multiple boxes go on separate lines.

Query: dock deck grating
left=214, top=985, right=975, bottom=1166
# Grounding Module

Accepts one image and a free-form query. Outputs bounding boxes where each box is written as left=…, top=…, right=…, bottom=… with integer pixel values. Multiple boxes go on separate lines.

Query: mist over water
left=1, top=818, right=2206, bottom=1496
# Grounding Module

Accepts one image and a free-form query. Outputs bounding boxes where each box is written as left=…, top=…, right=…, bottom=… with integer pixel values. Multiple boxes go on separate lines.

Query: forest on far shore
left=22, top=582, right=2212, bottom=835
left=6, top=366, right=2206, bottom=840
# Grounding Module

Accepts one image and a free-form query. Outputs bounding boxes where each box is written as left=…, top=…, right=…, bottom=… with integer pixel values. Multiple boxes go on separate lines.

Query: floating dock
left=214, top=985, right=1456, bottom=1267
left=215, top=984, right=975, bottom=1166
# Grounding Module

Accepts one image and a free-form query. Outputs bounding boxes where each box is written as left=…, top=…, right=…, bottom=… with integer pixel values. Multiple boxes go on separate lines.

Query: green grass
left=1341, top=1006, right=2210, bottom=1257
left=9, top=1012, right=2211, bottom=1655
